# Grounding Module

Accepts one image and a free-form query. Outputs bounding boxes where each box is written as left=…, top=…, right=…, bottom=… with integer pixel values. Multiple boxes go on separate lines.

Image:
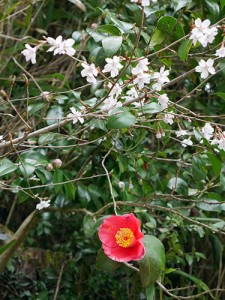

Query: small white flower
left=102, top=56, right=123, bottom=78
left=132, top=58, right=149, bottom=75
left=123, top=87, right=139, bottom=102
left=118, top=181, right=125, bottom=188
left=215, top=46, right=225, bottom=58
left=81, top=62, right=98, bottom=84
left=175, top=129, right=188, bottom=137
left=131, top=0, right=156, bottom=5
left=152, top=66, right=170, bottom=91
left=129, top=182, right=134, bottom=189
left=102, top=96, right=122, bottom=113
left=158, top=93, right=169, bottom=109
left=133, top=72, right=151, bottom=89
left=36, top=199, right=51, bottom=210
left=47, top=36, right=75, bottom=56
left=189, top=18, right=218, bottom=47
left=201, top=123, right=214, bottom=140
left=163, top=113, right=174, bottom=125
left=156, top=130, right=165, bottom=139
left=195, top=59, right=215, bottom=79
left=108, top=82, right=122, bottom=98
left=67, top=107, right=84, bottom=124
left=181, top=138, right=193, bottom=147
left=21, top=44, right=38, bottom=64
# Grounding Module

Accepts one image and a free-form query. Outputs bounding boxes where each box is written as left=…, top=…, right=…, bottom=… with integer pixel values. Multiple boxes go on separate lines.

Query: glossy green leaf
left=167, top=177, right=188, bottom=196
left=139, top=235, right=165, bottom=288
left=0, top=158, right=18, bottom=177
left=178, top=39, right=192, bottom=61
left=143, top=103, right=163, bottom=114
left=157, top=16, right=185, bottom=40
left=207, top=152, right=222, bottom=177
left=107, top=108, right=136, bottom=129
left=97, top=25, right=121, bottom=36
left=172, top=0, right=192, bottom=11
left=220, top=0, right=225, bottom=10
left=46, top=106, right=63, bottom=126
left=145, top=285, right=155, bottom=300
left=96, top=248, right=121, bottom=271
left=150, top=29, right=166, bottom=47
left=0, top=240, right=15, bottom=255
left=102, top=36, right=122, bottom=56
left=214, top=92, right=225, bottom=100
left=204, top=0, right=220, bottom=17
left=192, top=156, right=207, bottom=181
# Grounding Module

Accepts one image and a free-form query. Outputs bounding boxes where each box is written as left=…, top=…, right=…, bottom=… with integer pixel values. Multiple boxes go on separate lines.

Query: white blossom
left=152, top=66, right=170, bottom=91
left=132, top=58, right=149, bottom=75
left=201, top=123, right=214, bottom=140
left=118, top=181, right=125, bottom=188
left=163, top=113, right=174, bottom=125
left=36, top=200, right=51, bottom=210
left=123, top=87, right=139, bottom=102
left=81, top=62, right=98, bottom=84
left=175, top=129, right=188, bottom=137
left=67, top=107, right=84, bottom=124
left=108, top=82, right=122, bottom=98
left=215, top=45, right=225, bottom=58
left=47, top=35, right=75, bottom=56
left=102, top=56, right=123, bottom=78
left=195, top=59, right=215, bottom=79
left=158, top=93, right=169, bottom=109
left=133, top=72, right=151, bottom=89
left=21, top=44, right=38, bottom=64
left=131, top=0, right=157, bottom=5
left=156, top=130, right=165, bottom=139
left=189, top=18, right=218, bottom=47
left=101, top=96, right=122, bottom=112
left=181, top=138, right=193, bottom=148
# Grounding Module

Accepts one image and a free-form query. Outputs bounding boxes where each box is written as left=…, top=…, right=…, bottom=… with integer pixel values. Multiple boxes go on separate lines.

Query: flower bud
left=52, top=159, right=62, bottom=169
left=45, top=163, right=54, bottom=172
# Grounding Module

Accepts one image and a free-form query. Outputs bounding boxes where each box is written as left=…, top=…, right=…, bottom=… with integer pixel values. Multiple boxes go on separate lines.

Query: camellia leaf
left=139, top=235, right=165, bottom=288
left=97, top=25, right=121, bottom=36
left=96, top=248, right=121, bottom=271
left=167, top=177, right=188, bottom=196
left=107, top=107, right=136, bottom=129
left=178, top=39, right=192, bottom=61
left=220, top=0, right=225, bottom=10
left=83, top=215, right=96, bottom=238
left=157, top=16, right=185, bottom=40
left=0, top=158, right=18, bottom=177
left=102, top=36, right=122, bottom=56
left=172, top=0, right=192, bottom=12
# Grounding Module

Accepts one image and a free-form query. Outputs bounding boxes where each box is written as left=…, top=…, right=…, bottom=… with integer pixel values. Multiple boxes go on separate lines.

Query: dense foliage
left=0, top=0, right=225, bottom=299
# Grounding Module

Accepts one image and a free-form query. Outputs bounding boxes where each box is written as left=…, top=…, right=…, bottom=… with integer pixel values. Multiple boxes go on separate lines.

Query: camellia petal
left=98, top=213, right=145, bottom=262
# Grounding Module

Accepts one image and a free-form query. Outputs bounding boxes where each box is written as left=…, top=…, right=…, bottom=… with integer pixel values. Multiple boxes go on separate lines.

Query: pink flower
left=98, top=213, right=145, bottom=262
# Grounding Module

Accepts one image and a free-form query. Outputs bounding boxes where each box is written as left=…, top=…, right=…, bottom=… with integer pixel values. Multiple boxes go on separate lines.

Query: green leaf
left=96, top=248, right=121, bottom=271
left=143, top=103, right=163, bottom=114
left=102, top=36, right=122, bottom=56
left=204, top=0, right=220, bottom=17
left=46, top=106, right=63, bottom=126
left=157, top=16, right=185, bottom=40
left=83, top=215, right=96, bottom=238
left=172, top=0, right=192, bottom=12
left=214, top=92, right=225, bottom=100
left=220, top=0, right=225, bottom=10
left=139, top=235, right=165, bottom=288
left=167, top=177, right=188, bottom=196
left=97, top=25, right=121, bottom=36
left=0, top=240, right=15, bottom=255
left=0, top=158, right=18, bottom=177
left=220, top=163, right=225, bottom=191
left=107, top=108, right=136, bottom=129
left=145, top=285, right=155, bottom=300
left=207, top=152, right=222, bottom=177
left=178, top=39, right=192, bottom=61
left=192, top=156, right=207, bottom=181
left=174, top=270, right=210, bottom=292
left=150, top=29, right=166, bottom=47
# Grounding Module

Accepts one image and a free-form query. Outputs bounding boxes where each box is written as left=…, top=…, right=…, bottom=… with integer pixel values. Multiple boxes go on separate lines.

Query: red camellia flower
left=98, top=213, right=145, bottom=262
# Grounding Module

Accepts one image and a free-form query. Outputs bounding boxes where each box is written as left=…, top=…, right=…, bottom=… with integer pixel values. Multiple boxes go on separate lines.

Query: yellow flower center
left=115, top=228, right=135, bottom=248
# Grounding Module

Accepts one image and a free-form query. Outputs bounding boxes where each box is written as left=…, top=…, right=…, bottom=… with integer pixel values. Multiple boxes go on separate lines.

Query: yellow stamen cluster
left=115, top=227, right=135, bottom=248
